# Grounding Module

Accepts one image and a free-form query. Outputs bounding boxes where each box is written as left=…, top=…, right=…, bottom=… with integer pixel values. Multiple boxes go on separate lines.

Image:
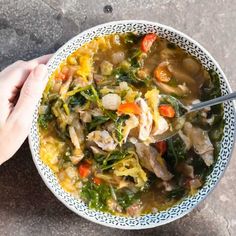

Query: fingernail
left=33, top=64, right=48, bottom=82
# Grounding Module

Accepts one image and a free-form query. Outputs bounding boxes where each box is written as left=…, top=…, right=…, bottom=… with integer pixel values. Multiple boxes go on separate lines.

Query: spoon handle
left=189, top=91, right=236, bottom=112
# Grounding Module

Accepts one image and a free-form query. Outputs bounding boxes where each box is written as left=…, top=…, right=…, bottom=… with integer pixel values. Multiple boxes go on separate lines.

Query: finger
left=7, top=64, right=48, bottom=131
left=28, top=54, right=53, bottom=66
left=0, top=54, right=52, bottom=89
left=2, top=64, right=48, bottom=161
left=1, top=54, right=52, bottom=73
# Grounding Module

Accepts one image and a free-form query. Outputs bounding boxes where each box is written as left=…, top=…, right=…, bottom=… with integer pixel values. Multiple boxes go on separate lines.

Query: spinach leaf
left=209, top=119, right=224, bottom=142
left=114, top=68, right=149, bottom=88
left=95, top=150, right=129, bottom=170
left=79, top=85, right=116, bottom=121
left=124, top=33, right=142, bottom=44
left=186, top=111, right=210, bottom=130
left=116, top=189, right=139, bottom=209
left=81, top=181, right=139, bottom=212
left=86, top=116, right=110, bottom=132
left=209, top=117, right=225, bottom=157
left=129, top=49, right=143, bottom=68
left=68, top=93, right=86, bottom=111
left=201, top=69, right=223, bottom=115
left=115, top=115, right=130, bottom=142
left=167, top=135, right=187, bottom=165
left=191, top=154, right=211, bottom=181
left=201, top=69, right=225, bottom=156
left=81, top=182, right=112, bottom=211
left=201, top=70, right=221, bottom=101
left=38, top=105, right=54, bottom=129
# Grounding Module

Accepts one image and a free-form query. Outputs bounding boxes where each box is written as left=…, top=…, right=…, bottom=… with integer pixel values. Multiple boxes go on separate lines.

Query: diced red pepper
left=93, top=177, right=102, bottom=185
left=118, top=102, right=141, bottom=115
left=78, top=163, right=91, bottom=178
left=155, top=141, right=167, bottom=155
left=141, top=33, right=157, bottom=53
left=159, top=104, right=175, bottom=118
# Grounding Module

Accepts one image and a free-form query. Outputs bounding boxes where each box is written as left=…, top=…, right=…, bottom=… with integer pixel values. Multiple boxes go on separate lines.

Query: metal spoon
left=155, top=92, right=236, bottom=141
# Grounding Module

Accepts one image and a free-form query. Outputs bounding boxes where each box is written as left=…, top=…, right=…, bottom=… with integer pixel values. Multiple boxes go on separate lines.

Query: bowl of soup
left=29, top=20, right=236, bottom=229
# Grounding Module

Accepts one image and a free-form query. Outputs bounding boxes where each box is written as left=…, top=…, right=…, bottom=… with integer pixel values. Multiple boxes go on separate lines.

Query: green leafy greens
left=86, top=115, right=110, bottom=132
left=115, top=115, right=129, bottom=142
left=116, top=189, right=139, bottom=209
left=38, top=105, right=54, bottom=129
left=68, top=93, right=86, bottom=111
left=81, top=182, right=112, bottom=211
left=94, top=150, right=129, bottom=170
left=167, top=135, right=187, bottom=166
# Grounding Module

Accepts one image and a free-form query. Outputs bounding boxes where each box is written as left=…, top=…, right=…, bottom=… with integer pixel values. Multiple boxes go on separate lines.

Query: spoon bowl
left=157, top=91, right=236, bottom=141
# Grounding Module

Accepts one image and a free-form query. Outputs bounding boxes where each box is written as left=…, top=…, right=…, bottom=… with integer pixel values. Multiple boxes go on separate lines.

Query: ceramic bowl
left=29, top=20, right=236, bottom=229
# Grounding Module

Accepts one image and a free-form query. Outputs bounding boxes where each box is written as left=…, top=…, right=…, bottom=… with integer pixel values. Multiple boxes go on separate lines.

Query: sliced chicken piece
left=122, top=115, right=139, bottom=143
left=79, top=110, right=92, bottom=123
left=70, top=148, right=84, bottom=165
left=136, top=98, right=153, bottom=141
left=90, top=146, right=107, bottom=155
left=178, top=130, right=192, bottom=150
left=153, top=116, right=169, bottom=135
left=69, top=121, right=85, bottom=163
left=144, top=88, right=169, bottom=136
left=72, top=120, right=84, bottom=143
left=183, top=122, right=214, bottom=166
left=135, top=143, right=153, bottom=172
left=135, top=143, right=173, bottom=181
left=69, top=126, right=81, bottom=149
left=176, top=162, right=194, bottom=178
left=87, top=130, right=117, bottom=151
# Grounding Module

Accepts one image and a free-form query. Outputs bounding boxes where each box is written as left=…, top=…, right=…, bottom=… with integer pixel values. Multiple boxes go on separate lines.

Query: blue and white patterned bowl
left=28, top=20, right=236, bottom=229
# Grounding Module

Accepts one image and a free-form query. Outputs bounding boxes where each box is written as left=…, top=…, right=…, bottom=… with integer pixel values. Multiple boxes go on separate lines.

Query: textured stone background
left=0, top=0, right=236, bottom=235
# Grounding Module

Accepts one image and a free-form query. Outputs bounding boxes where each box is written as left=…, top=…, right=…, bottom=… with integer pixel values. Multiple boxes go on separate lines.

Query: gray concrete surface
left=0, top=0, right=236, bottom=235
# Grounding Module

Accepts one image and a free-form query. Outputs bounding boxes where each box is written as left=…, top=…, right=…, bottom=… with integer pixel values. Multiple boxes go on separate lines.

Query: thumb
left=8, top=64, right=48, bottom=130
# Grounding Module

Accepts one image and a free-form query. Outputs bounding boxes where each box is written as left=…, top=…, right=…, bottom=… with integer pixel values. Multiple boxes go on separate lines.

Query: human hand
left=0, top=55, right=51, bottom=165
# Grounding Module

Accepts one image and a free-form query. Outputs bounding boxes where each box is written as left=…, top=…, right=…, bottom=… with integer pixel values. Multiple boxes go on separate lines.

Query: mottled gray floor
left=0, top=0, right=236, bottom=235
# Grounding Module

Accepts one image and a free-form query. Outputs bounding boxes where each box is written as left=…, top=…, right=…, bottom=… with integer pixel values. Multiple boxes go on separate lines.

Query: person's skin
left=0, top=55, right=51, bottom=165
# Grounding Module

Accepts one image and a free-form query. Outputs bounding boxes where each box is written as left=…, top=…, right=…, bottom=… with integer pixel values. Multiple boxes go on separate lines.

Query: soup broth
left=38, top=33, right=224, bottom=216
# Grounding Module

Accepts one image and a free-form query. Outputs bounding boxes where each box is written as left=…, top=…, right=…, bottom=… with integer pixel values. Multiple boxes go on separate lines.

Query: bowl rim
left=29, top=20, right=236, bottom=229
